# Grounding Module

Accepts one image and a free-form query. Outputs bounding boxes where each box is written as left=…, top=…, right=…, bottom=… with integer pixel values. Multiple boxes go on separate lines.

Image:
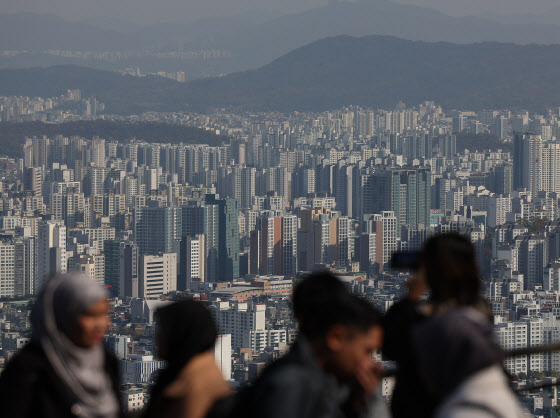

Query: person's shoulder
left=0, top=342, right=46, bottom=394
left=102, top=347, right=122, bottom=393
left=103, top=347, right=119, bottom=368
left=3, top=342, right=45, bottom=373
left=257, top=360, right=320, bottom=394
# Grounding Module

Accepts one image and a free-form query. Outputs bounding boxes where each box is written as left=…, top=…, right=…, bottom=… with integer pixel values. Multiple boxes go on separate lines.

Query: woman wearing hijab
left=144, top=300, right=231, bottom=418
left=0, top=273, right=122, bottom=418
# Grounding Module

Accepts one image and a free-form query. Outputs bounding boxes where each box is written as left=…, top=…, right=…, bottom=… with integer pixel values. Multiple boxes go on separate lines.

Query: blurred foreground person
left=144, top=300, right=231, bottom=418
left=0, top=273, right=121, bottom=418
left=384, top=233, right=525, bottom=418
left=231, top=272, right=389, bottom=418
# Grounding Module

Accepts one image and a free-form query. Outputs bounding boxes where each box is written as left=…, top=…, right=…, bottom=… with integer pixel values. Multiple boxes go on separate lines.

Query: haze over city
left=0, top=0, right=559, bottom=24
left=0, top=0, right=560, bottom=417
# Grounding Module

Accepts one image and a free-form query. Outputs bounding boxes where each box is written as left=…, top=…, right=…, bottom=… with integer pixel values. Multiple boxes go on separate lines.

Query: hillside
left=0, top=121, right=226, bottom=158
left=0, top=66, right=183, bottom=114
left=182, top=35, right=560, bottom=111
left=203, top=1, right=560, bottom=70
left=455, top=134, right=512, bottom=153
left=6, top=3, right=560, bottom=76
left=4, top=36, right=560, bottom=112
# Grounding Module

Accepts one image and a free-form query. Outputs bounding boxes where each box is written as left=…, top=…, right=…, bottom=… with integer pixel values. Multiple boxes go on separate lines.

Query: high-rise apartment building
left=249, top=214, right=298, bottom=276
left=368, top=167, right=431, bottom=229
left=14, top=237, right=36, bottom=296
left=104, top=241, right=138, bottom=297
left=180, top=234, right=206, bottom=291
left=204, top=194, right=240, bottom=282
left=134, top=203, right=182, bottom=255
left=37, top=220, right=67, bottom=290
left=138, top=253, right=177, bottom=298
left=363, top=211, right=397, bottom=271
left=212, top=302, right=266, bottom=351
left=23, top=167, right=43, bottom=196
left=0, top=243, right=15, bottom=297
left=513, top=132, right=542, bottom=195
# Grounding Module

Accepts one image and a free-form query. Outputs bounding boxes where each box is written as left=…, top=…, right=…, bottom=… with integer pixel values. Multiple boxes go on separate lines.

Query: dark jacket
left=0, top=342, right=124, bottom=418
left=230, top=338, right=389, bottom=418
left=383, top=298, right=437, bottom=418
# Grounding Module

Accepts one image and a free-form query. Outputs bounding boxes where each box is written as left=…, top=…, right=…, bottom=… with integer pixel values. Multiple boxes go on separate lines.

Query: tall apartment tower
left=0, top=243, right=15, bottom=297
left=37, top=220, right=67, bottom=290
left=134, top=203, right=182, bottom=255
left=138, top=253, right=177, bottom=298
left=105, top=241, right=139, bottom=297
left=249, top=214, right=298, bottom=276
left=14, top=237, right=36, bottom=296
left=362, top=212, right=397, bottom=272
left=368, top=167, right=431, bottom=229
left=541, top=142, right=560, bottom=194
left=204, top=194, right=240, bottom=282
left=23, top=166, right=43, bottom=196
left=180, top=234, right=207, bottom=291
left=513, top=132, right=542, bottom=195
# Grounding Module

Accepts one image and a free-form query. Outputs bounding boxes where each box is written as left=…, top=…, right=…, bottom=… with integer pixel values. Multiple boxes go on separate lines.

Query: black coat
left=0, top=342, right=124, bottom=418
left=383, top=298, right=437, bottom=418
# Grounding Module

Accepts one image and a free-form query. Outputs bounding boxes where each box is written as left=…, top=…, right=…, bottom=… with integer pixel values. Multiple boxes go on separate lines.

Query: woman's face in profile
left=71, top=299, right=111, bottom=348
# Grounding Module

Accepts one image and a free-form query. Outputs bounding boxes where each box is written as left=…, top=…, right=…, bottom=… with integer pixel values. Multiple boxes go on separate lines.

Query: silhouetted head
left=146, top=300, right=219, bottom=416
left=155, top=300, right=217, bottom=364
left=419, top=233, right=481, bottom=307
left=293, top=272, right=383, bottom=382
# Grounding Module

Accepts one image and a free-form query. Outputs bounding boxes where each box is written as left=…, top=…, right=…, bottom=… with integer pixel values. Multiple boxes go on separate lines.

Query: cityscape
left=0, top=96, right=559, bottom=414
left=3, top=0, right=560, bottom=417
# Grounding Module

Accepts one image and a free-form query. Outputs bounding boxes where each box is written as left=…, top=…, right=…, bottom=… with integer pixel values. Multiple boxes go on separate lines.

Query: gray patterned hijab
left=31, top=273, right=119, bottom=418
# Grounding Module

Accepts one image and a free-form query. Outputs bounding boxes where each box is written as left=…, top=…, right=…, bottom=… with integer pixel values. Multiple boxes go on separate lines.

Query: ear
left=325, top=324, right=348, bottom=352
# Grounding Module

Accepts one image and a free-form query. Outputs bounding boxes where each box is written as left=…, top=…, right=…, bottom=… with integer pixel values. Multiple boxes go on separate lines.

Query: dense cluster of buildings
left=0, top=89, right=104, bottom=122
left=1, top=102, right=560, bottom=415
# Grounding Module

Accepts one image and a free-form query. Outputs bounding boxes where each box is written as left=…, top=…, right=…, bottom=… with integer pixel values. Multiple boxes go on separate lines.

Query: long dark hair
left=421, top=233, right=481, bottom=307
left=145, top=300, right=217, bottom=416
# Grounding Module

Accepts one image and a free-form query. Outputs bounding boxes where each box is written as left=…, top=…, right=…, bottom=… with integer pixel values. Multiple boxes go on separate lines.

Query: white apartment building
left=0, top=243, right=15, bottom=297
left=242, top=329, right=288, bottom=354
left=213, top=334, right=232, bottom=381
left=488, top=196, right=512, bottom=228
left=495, top=319, right=528, bottom=375
left=213, top=302, right=266, bottom=351
left=37, top=220, right=67, bottom=291
left=119, top=354, right=166, bottom=384
left=185, top=234, right=206, bottom=290
left=138, top=253, right=177, bottom=298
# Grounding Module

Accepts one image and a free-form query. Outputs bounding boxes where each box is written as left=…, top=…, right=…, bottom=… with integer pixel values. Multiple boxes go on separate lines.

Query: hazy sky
left=395, top=0, right=560, bottom=16
left=1, top=0, right=559, bottom=24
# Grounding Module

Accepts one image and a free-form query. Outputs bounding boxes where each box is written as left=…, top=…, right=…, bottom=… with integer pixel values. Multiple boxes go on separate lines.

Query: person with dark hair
left=231, top=272, right=389, bottom=418
left=144, top=300, right=231, bottom=418
left=420, top=233, right=482, bottom=308
left=383, top=233, right=524, bottom=418
left=0, top=273, right=122, bottom=418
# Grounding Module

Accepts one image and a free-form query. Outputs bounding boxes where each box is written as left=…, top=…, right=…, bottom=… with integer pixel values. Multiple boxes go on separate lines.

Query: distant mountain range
left=3, top=36, right=560, bottom=113
left=0, top=65, right=180, bottom=114
left=204, top=0, right=560, bottom=70
left=182, top=35, right=560, bottom=111
left=6, top=1, right=560, bottom=76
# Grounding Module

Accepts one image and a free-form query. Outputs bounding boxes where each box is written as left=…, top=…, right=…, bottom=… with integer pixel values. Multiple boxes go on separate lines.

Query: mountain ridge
left=3, top=36, right=560, bottom=112
left=6, top=3, right=560, bottom=76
